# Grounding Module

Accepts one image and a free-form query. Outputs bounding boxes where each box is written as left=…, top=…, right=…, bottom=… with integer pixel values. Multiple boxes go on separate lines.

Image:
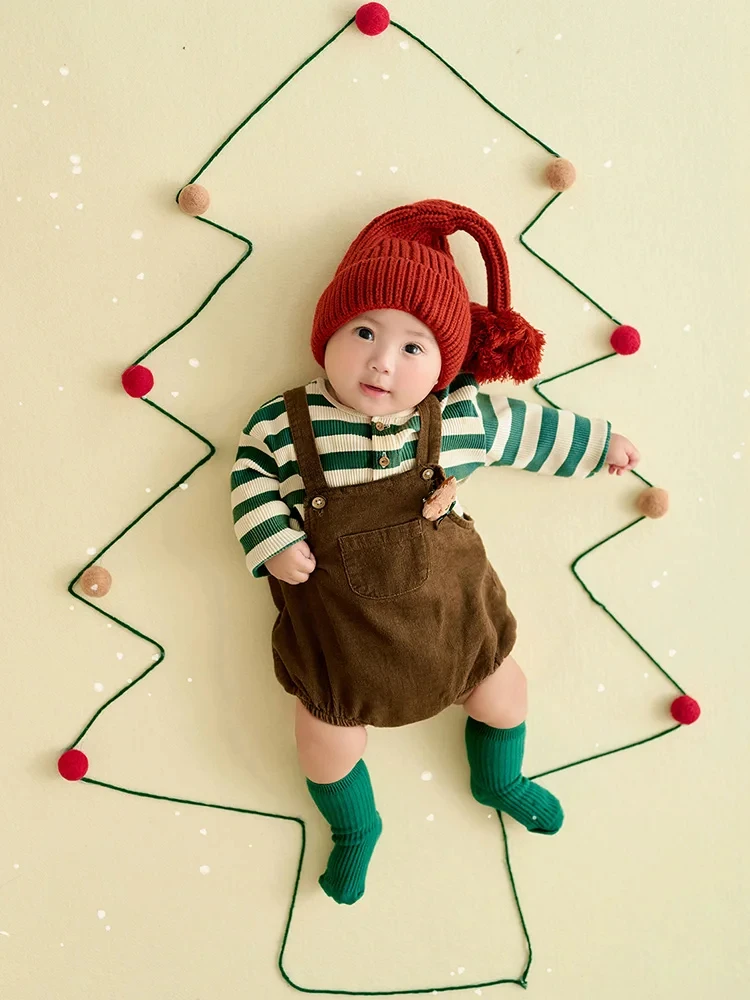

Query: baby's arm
left=230, top=404, right=311, bottom=579
left=477, top=390, right=612, bottom=479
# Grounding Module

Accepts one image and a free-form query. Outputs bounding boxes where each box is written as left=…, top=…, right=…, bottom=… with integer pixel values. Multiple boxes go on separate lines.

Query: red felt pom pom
left=610, top=325, right=641, bottom=355
left=355, top=3, right=390, bottom=35
left=58, top=748, right=89, bottom=781
left=463, top=304, right=545, bottom=384
left=670, top=695, right=701, bottom=725
left=121, top=364, right=154, bottom=398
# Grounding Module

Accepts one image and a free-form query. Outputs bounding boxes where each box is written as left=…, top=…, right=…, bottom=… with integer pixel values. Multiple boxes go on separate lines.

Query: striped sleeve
left=477, top=391, right=611, bottom=478
left=230, top=398, right=307, bottom=578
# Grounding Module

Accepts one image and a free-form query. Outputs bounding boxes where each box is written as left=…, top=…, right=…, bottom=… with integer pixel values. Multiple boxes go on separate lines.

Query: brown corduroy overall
left=267, top=385, right=517, bottom=728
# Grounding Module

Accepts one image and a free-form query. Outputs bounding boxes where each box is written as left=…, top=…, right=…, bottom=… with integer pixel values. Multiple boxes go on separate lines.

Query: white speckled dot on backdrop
left=1, top=2, right=748, bottom=999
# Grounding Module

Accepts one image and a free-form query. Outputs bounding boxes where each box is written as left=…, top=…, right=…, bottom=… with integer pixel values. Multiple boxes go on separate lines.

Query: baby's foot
left=471, top=775, right=563, bottom=835
left=319, top=814, right=383, bottom=905
left=465, top=719, right=563, bottom=835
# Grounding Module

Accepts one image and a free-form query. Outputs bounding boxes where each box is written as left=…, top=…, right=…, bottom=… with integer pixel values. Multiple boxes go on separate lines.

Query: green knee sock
left=465, top=718, right=564, bottom=835
left=306, top=759, right=383, bottom=905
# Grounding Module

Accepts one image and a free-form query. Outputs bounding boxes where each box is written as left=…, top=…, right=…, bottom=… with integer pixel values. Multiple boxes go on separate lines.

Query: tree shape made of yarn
left=59, top=6, right=699, bottom=995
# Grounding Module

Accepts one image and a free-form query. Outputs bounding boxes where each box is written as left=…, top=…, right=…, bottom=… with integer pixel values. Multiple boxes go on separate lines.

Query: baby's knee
left=465, top=658, right=528, bottom=728
left=294, top=699, right=367, bottom=756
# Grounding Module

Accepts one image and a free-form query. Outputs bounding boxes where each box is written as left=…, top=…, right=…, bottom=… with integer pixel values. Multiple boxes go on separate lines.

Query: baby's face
left=323, top=309, right=442, bottom=415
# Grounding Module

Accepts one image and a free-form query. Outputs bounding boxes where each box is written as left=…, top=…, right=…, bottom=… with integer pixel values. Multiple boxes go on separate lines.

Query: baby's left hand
left=606, top=432, right=640, bottom=476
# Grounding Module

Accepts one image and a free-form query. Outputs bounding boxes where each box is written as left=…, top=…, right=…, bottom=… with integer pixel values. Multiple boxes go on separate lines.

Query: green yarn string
left=79, top=776, right=532, bottom=994
left=66, top=399, right=216, bottom=745
left=134, top=229, right=253, bottom=365
left=392, top=21, right=558, bottom=158
left=181, top=17, right=356, bottom=194
left=62, top=14, right=689, bottom=996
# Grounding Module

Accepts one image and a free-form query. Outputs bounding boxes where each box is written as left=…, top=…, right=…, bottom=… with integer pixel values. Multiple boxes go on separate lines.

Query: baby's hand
left=265, top=540, right=316, bottom=585
left=606, top=432, right=640, bottom=476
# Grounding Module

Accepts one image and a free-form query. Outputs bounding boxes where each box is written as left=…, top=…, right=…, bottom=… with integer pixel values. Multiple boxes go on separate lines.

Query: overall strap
left=284, top=386, right=328, bottom=495
left=416, top=392, right=443, bottom=469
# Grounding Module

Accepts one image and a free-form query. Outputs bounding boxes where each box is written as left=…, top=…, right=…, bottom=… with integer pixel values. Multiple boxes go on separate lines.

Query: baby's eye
left=404, top=343, right=423, bottom=356
left=356, top=327, right=374, bottom=340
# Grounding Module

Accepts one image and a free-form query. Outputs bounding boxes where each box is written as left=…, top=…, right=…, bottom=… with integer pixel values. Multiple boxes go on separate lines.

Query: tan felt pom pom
left=177, top=184, right=210, bottom=216
left=80, top=565, right=112, bottom=597
left=545, top=158, right=576, bottom=191
left=636, top=487, right=669, bottom=519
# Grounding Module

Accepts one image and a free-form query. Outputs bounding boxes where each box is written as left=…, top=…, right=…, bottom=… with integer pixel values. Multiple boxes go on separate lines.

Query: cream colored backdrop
left=2, top=1, right=748, bottom=997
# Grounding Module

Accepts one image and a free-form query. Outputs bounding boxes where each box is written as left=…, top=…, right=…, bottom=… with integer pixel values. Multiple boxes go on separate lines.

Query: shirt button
left=375, top=421, right=385, bottom=431
left=311, top=496, right=327, bottom=509
left=379, top=455, right=390, bottom=468
left=422, top=468, right=434, bottom=480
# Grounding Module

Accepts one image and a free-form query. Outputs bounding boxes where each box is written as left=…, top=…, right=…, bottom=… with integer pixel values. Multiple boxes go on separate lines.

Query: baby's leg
left=295, top=700, right=382, bottom=905
left=461, top=653, right=528, bottom=727
left=463, top=657, right=563, bottom=835
left=295, top=699, right=367, bottom=782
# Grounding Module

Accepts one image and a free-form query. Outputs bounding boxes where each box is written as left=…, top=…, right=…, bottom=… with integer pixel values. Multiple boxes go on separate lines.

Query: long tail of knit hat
left=310, top=198, right=545, bottom=391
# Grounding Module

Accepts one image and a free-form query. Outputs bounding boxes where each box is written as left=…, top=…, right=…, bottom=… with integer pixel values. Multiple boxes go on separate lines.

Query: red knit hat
left=311, top=198, right=544, bottom=391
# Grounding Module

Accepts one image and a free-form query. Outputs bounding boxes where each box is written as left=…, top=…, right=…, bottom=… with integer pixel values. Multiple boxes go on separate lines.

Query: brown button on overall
left=267, top=386, right=517, bottom=728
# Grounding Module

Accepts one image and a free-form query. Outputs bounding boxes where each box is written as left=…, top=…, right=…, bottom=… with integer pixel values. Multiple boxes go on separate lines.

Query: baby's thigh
left=461, top=656, right=528, bottom=728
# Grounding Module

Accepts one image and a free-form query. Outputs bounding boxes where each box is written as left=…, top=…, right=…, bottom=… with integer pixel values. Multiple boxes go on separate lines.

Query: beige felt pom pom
left=177, top=184, right=210, bottom=216
left=636, top=487, right=669, bottom=519
left=545, top=158, right=576, bottom=191
left=80, top=565, right=112, bottom=597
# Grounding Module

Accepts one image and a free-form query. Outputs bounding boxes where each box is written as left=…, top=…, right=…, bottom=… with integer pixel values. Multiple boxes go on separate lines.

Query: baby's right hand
left=265, top=540, right=316, bottom=585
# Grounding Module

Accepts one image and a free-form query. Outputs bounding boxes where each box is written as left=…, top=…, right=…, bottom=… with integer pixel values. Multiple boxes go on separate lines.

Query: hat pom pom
left=463, top=304, right=545, bottom=384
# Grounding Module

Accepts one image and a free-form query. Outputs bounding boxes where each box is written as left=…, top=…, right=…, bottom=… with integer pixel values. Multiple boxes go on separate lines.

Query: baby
left=230, top=198, right=639, bottom=906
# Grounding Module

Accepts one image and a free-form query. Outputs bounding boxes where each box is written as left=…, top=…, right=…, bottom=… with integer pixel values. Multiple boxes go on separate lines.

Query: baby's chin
left=347, top=387, right=411, bottom=415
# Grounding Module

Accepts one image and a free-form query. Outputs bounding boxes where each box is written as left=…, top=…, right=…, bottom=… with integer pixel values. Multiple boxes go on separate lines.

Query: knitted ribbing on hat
left=310, top=198, right=545, bottom=390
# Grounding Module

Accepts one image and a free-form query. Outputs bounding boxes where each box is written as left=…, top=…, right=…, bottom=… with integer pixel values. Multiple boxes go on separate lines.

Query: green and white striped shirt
left=231, top=372, right=611, bottom=578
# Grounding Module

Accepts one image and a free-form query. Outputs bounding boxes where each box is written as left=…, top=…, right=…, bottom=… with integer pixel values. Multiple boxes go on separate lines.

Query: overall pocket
left=338, top=518, right=429, bottom=599
left=447, top=508, right=475, bottom=529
